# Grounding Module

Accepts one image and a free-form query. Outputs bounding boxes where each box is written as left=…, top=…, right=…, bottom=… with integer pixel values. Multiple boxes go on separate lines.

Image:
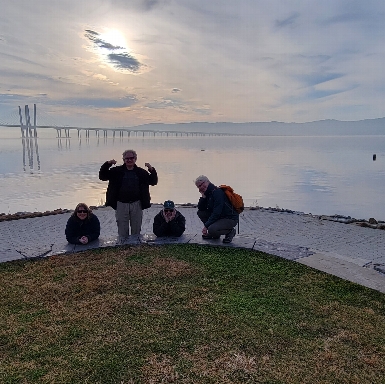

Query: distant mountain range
left=124, top=118, right=385, bottom=136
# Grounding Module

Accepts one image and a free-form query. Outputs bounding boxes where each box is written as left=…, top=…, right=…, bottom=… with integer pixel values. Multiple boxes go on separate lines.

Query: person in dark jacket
left=195, top=175, right=238, bottom=243
left=65, top=203, right=100, bottom=245
left=99, top=149, right=158, bottom=240
left=153, top=200, right=186, bottom=237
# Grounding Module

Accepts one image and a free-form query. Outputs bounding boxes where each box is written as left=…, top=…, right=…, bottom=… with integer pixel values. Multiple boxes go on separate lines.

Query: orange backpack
left=219, top=185, right=244, bottom=214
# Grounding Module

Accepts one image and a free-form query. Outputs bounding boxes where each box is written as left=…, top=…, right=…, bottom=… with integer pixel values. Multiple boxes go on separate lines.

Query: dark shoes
left=202, top=233, right=220, bottom=240
left=223, top=228, right=236, bottom=243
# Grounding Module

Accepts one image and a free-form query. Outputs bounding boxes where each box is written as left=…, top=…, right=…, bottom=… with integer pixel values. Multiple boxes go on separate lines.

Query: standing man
left=195, top=175, right=238, bottom=243
left=153, top=200, right=186, bottom=237
left=99, top=149, right=158, bottom=240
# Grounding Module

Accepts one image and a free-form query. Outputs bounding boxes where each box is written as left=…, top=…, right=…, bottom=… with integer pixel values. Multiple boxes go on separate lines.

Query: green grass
left=0, top=244, right=384, bottom=383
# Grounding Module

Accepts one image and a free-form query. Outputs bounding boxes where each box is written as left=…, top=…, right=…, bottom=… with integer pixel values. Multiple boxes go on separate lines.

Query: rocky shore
left=1, top=205, right=385, bottom=230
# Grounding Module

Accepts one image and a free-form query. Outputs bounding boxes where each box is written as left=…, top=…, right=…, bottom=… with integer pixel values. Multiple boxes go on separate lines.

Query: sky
left=1, top=0, right=385, bottom=128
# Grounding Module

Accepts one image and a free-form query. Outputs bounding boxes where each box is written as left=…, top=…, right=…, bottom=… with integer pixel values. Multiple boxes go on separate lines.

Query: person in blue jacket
left=65, top=203, right=100, bottom=245
left=153, top=200, right=186, bottom=237
left=195, top=175, right=238, bottom=243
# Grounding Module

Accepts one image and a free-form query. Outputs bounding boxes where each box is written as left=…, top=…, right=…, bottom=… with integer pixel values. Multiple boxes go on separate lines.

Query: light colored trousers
left=115, top=200, right=143, bottom=239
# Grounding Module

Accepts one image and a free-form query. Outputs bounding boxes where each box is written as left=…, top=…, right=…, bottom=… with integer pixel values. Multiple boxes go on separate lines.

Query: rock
left=369, top=217, right=378, bottom=224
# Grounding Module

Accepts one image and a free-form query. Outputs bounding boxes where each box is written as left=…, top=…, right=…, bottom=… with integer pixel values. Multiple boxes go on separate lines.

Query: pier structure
left=53, top=127, right=228, bottom=138
left=0, top=104, right=239, bottom=138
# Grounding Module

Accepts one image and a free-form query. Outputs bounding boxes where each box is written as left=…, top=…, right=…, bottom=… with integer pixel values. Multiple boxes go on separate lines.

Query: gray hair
left=194, top=175, right=210, bottom=185
left=122, top=149, right=137, bottom=159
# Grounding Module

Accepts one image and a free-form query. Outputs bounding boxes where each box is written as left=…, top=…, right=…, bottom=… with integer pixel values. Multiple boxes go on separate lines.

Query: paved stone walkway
left=1, top=205, right=384, bottom=293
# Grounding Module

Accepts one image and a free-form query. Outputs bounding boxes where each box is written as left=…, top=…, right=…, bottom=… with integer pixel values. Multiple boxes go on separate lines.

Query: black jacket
left=65, top=214, right=100, bottom=245
left=153, top=210, right=186, bottom=237
left=197, top=183, right=239, bottom=228
left=99, top=162, right=158, bottom=210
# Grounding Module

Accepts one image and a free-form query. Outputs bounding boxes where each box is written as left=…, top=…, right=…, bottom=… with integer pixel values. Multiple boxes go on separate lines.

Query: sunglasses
left=77, top=210, right=88, bottom=214
left=164, top=209, right=173, bottom=213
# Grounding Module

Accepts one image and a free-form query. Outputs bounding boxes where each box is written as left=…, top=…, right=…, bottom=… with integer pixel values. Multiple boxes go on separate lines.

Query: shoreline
left=1, top=204, right=385, bottom=230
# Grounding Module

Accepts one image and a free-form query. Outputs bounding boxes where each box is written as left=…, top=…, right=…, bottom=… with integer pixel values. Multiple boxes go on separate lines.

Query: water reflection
left=21, top=128, right=41, bottom=173
left=57, top=137, right=71, bottom=150
left=3, top=127, right=384, bottom=219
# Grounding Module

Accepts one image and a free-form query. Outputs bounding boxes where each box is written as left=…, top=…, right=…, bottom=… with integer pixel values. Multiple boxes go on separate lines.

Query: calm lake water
left=1, top=127, right=384, bottom=220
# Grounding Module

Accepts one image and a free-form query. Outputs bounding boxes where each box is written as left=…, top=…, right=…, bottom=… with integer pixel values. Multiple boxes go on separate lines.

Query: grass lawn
left=0, top=244, right=384, bottom=383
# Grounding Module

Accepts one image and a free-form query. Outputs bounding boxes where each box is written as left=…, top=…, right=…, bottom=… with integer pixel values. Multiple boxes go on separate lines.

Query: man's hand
left=79, top=236, right=89, bottom=244
left=202, top=226, right=208, bottom=235
left=107, top=159, right=116, bottom=165
left=145, top=162, right=154, bottom=171
left=163, top=209, right=175, bottom=222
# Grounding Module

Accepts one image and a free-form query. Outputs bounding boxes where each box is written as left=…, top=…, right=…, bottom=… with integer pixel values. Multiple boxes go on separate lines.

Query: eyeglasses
left=164, top=209, right=173, bottom=213
left=124, top=156, right=136, bottom=161
left=77, top=210, right=88, bottom=214
left=196, top=182, right=205, bottom=189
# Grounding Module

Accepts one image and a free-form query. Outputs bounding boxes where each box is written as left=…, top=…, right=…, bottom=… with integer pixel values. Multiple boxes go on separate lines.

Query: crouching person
left=195, top=175, right=238, bottom=243
left=153, top=200, right=186, bottom=237
left=65, top=203, right=100, bottom=245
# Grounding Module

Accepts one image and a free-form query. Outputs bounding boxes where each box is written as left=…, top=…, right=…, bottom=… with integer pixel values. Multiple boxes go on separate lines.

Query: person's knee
left=207, top=224, right=220, bottom=237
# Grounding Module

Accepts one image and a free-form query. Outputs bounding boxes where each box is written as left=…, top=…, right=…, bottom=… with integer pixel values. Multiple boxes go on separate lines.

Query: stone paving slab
left=192, top=235, right=256, bottom=250
left=0, top=205, right=384, bottom=293
left=0, top=249, right=26, bottom=262
left=252, top=239, right=314, bottom=260
left=140, top=234, right=196, bottom=245
left=298, top=253, right=385, bottom=294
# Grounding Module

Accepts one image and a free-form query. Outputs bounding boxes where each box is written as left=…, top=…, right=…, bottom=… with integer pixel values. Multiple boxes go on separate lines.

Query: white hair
left=194, top=175, right=210, bottom=185
left=122, top=149, right=137, bottom=159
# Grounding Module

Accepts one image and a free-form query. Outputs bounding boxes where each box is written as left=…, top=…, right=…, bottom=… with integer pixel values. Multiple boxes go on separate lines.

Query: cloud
left=275, top=12, right=300, bottom=28
left=107, top=53, right=141, bottom=72
left=110, top=0, right=164, bottom=11
left=85, top=29, right=124, bottom=50
left=1, top=1, right=385, bottom=126
left=58, top=96, right=138, bottom=108
left=84, top=29, right=142, bottom=73
left=297, top=72, right=344, bottom=87
left=145, top=98, right=186, bottom=110
left=305, top=88, right=347, bottom=100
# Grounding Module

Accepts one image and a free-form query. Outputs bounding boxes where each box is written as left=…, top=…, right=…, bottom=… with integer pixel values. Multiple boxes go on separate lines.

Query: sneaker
left=202, top=233, right=220, bottom=240
left=223, top=228, right=236, bottom=243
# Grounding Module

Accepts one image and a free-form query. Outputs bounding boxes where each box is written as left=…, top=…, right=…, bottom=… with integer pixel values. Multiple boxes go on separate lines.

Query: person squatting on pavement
left=65, top=203, right=100, bottom=245
left=195, top=175, right=238, bottom=243
left=99, top=149, right=158, bottom=241
left=153, top=200, right=186, bottom=237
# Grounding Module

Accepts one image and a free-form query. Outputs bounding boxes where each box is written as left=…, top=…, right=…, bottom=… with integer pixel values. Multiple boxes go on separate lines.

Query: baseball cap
left=163, top=200, right=175, bottom=209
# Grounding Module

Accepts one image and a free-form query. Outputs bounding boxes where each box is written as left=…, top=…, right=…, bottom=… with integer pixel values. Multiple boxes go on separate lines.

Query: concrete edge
left=297, top=252, right=385, bottom=293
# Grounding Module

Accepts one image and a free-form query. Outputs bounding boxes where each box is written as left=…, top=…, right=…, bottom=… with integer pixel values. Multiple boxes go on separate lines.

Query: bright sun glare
left=99, top=29, right=127, bottom=50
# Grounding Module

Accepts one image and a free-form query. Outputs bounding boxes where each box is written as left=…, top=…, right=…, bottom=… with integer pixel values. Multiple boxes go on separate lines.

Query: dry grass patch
left=0, top=244, right=384, bottom=383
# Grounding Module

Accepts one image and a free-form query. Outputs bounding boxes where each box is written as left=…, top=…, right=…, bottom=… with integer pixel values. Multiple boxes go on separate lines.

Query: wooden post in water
left=18, top=106, right=25, bottom=138
left=33, top=104, right=37, bottom=137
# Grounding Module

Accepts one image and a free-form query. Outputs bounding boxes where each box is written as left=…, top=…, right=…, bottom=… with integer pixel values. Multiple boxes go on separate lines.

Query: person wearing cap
left=99, top=149, right=158, bottom=240
left=194, top=175, right=238, bottom=243
left=153, top=200, right=186, bottom=237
